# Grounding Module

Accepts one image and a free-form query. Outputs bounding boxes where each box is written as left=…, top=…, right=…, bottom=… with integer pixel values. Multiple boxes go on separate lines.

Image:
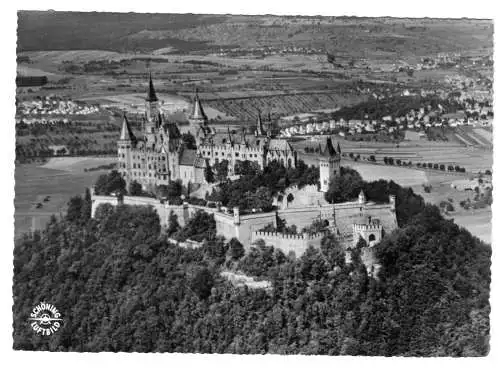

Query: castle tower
left=255, top=110, right=266, bottom=137
left=319, top=137, right=341, bottom=193
left=188, top=89, right=208, bottom=138
left=145, top=73, right=160, bottom=122
left=117, top=114, right=136, bottom=184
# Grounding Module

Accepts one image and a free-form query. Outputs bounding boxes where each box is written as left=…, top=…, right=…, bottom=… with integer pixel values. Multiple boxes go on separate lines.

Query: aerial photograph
left=12, top=10, right=492, bottom=356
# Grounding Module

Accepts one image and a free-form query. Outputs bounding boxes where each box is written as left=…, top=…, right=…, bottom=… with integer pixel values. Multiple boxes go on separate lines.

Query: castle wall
left=237, top=212, right=277, bottom=246
left=91, top=193, right=397, bottom=257
left=251, top=231, right=325, bottom=257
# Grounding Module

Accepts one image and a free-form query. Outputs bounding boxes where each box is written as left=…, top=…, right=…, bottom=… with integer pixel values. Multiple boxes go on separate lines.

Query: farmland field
left=14, top=157, right=116, bottom=236
left=342, top=161, right=429, bottom=187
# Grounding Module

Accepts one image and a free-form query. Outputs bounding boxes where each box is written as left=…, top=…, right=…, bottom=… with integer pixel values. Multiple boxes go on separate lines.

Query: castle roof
left=119, top=114, right=136, bottom=142
left=179, top=148, right=197, bottom=166
left=145, top=73, right=158, bottom=102
left=268, top=139, right=294, bottom=152
left=162, top=121, right=181, bottom=139
left=321, top=137, right=337, bottom=157
left=190, top=90, right=207, bottom=121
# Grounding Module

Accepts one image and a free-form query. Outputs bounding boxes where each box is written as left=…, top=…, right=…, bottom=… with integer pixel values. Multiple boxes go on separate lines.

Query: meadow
left=14, top=157, right=116, bottom=236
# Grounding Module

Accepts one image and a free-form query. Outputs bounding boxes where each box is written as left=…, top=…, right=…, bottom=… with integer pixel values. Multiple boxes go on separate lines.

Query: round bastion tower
left=319, top=138, right=342, bottom=193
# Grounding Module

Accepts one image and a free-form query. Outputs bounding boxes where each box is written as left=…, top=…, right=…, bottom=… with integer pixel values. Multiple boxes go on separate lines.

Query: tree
left=214, top=160, right=229, bottom=182
left=129, top=180, right=143, bottom=196
left=234, top=160, right=259, bottom=176
left=325, top=167, right=364, bottom=203
left=229, top=238, right=245, bottom=260
left=66, top=195, right=83, bottom=222
left=204, top=164, right=215, bottom=183
left=157, top=180, right=182, bottom=201
left=190, top=268, right=214, bottom=300
left=81, top=188, right=92, bottom=221
left=166, top=211, right=180, bottom=236
left=94, top=170, right=126, bottom=196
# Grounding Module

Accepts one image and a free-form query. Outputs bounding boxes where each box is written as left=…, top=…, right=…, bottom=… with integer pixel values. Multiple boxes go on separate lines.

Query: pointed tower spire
left=190, top=88, right=207, bottom=121
left=256, top=110, right=265, bottom=136
left=323, top=137, right=336, bottom=157
left=227, top=126, right=233, bottom=145
left=120, top=114, right=136, bottom=142
left=146, top=72, right=158, bottom=102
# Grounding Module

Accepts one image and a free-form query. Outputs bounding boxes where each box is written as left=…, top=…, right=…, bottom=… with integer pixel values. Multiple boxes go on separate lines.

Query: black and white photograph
left=5, top=1, right=497, bottom=363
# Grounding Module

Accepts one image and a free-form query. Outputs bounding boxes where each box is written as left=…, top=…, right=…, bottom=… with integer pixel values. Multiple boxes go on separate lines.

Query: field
left=343, top=161, right=429, bottom=187
left=14, top=157, right=116, bottom=236
left=295, top=136, right=493, bottom=174
left=412, top=177, right=492, bottom=243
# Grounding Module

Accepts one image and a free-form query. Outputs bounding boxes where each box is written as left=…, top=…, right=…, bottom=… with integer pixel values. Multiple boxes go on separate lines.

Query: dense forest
left=13, top=177, right=490, bottom=355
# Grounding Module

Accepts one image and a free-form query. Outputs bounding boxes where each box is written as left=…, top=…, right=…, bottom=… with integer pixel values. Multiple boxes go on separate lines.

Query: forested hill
left=12, top=185, right=490, bottom=354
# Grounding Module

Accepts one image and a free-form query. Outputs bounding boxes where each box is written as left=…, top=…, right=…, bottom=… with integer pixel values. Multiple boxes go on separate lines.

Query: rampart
left=91, top=191, right=397, bottom=257
left=251, top=231, right=326, bottom=256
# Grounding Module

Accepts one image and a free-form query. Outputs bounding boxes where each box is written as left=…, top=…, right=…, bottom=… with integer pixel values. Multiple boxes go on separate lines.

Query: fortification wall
left=237, top=212, right=277, bottom=246
left=91, top=194, right=397, bottom=255
left=92, top=194, right=265, bottom=247
left=251, top=231, right=325, bottom=257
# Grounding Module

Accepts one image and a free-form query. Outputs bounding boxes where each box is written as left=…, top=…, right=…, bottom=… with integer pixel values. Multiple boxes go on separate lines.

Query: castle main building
left=118, top=75, right=299, bottom=190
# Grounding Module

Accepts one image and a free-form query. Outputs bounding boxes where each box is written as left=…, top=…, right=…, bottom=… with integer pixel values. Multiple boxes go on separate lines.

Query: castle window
left=215, top=152, right=218, bottom=156
left=235, top=152, right=239, bottom=157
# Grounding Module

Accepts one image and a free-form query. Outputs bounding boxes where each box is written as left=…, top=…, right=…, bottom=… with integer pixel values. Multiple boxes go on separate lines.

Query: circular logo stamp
left=29, top=302, right=63, bottom=336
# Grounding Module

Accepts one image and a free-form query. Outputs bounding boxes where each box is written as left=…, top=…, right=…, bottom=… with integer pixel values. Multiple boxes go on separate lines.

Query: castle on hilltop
left=106, top=74, right=398, bottom=259
left=118, top=75, right=300, bottom=190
